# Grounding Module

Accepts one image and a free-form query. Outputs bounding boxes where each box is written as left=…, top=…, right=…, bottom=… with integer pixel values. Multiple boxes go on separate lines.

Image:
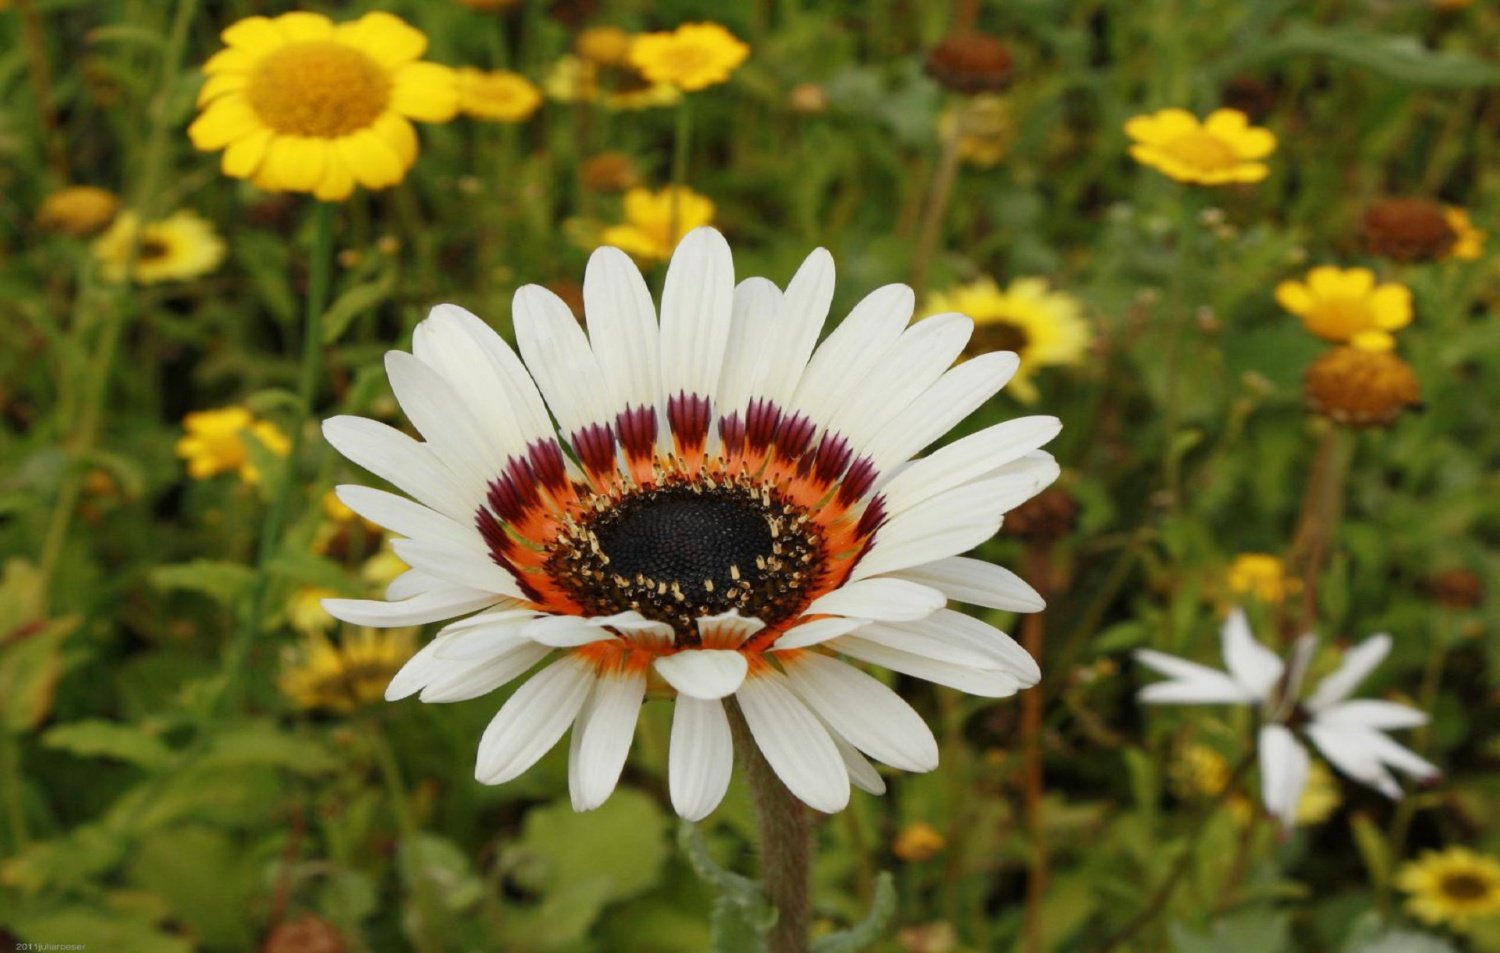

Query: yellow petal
left=222, top=16, right=285, bottom=53
left=370, top=112, right=418, bottom=168
left=1339, top=268, right=1376, bottom=297
left=314, top=157, right=357, bottom=202
left=197, top=72, right=248, bottom=107
left=222, top=127, right=274, bottom=178
left=202, top=47, right=257, bottom=76
left=337, top=129, right=406, bottom=189
left=339, top=12, right=428, bottom=68
left=1275, top=281, right=1311, bottom=314
left=1370, top=285, right=1413, bottom=329
left=1234, top=128, right=1277, bottom=160
left=273, top=11, right=334, bottom=42
left=1351, top=330, right=1395, bottom=352
left=1204, top=109, right=1249, bottom=136
left=264, top=136, right=328, bottom=193
left=1306, top=266, right=1347, bottom=297
left=391, top=62, right=460, bottom=122
left=188, top=97, right=260, bottom=151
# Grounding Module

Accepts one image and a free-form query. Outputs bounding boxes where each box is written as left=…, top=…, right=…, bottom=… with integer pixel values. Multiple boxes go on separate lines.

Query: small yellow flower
left=1275, top=266, right=1412, bottom=350
left=322, top=489, right=359, bottom=524
left=1226, top=554, right=1300, bottom=605
left=279, top=627, right=418, bottom=713
left=1171, top=743, right=1232, bottom=799
left=92, top=210, right=225, bottom=284
left=1293, top=760, right=1340, bottom=826
left=1445, top=206, right=1487, bottom=261
left=1397, top=847, right=1500, bottom=931
left=457, top=68, right=542, bottom=122
left=1125, top=108, right=1275, bottom=185
left=175, top=406, right=291, bottom=483
left=893, top=821, right=946, bottom=862
left=188, top=12, right=459, bottom=201
left=289, top=585, right=340, bottom=637
left=924, top=277, right=1091, bottom=403
left=575, top=26, right=633, bottom=66
left=360, top=545, right=409, bottom=589
left=37, top=186, right=120, bottom=237
left=937, top=94, right=1012, bottom=168
left=543, top=55, right=680, bottom=111
left=600, top=186, right=715, bottom=264
left=628, top=23, right=749, bottom=92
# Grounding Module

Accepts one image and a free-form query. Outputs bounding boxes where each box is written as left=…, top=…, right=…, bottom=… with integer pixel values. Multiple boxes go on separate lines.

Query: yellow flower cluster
left=279, top=627, right=417, bottom=713
left=1225, top=553, right=1300, bottom=605
left=175, top=407, right=290, bottom=484
left=599, top=186, right=716, bottom=264
left=1125, top=108, right=1276, bottom=185
left=93, top=211, right=225, bottom=284
left=1276, top=266, right=1412, bottom=353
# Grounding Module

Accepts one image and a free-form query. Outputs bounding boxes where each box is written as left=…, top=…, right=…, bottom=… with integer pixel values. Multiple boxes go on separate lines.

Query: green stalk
left=369, top=720, right=445, bottom=953
left=218, top=201, right=335, bottom=716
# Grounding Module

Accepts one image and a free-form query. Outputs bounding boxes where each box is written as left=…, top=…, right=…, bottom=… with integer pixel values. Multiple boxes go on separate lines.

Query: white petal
left=863, top=352, right=1020, bottom=474
left=869, top=609, right=1040, bottom=685
left=756, top=248, right=835, bottom=406
left=715, top=277, right=784, bottom=418
left=475, top=656, right=594, bottom=783
left=513, top=283, right=614, bottom=442
left=335, top=484, right=480, bottom=550
left=695, top=610, right=766, bottom=648
left=433, top=613, right=537, bottom=660
left=875, top=416, right=1061, bottom=503
left=419, top=642, right=551, bottom=703
left=771, top=616, right=870, bottom=651
left=832, top=732, right=886, bottom=795
left=1314, top=699, right=1428, bottom=732
left=323, top=587, right=500, bottom=628
left=1133, top=649, right=1256, bottom=705
left=658, top=227, right=734, bottom=405
left=390, top=537, right=524, bottom=598
left=1220, top=609, right=1285, bottom=699
left=831, top=636, right=1021, bottom=697
left=1258, top=723, right=1310, bottom=831
left=570, top=667, right=646, bottom=810
left=385, top=570, right=443, bottom=600
left=412, top=306, right=535, bottom=464
left=1359, top=728, right=1441, bottom=783
left=844, top=621, right=996, bottom=670
left=321, top=416, right=478, bottom=522
left=849, top=473, right=1039, bottom=581
left=424, top=304, right=555, bottom=449
left=822, top=313, right=972, bottom=457
left=1305, top=633, right=1392, bottom=712
left=787, top=283, right=912, bottom=428
left=384, top=350, right=505, bottom=487
left=802, top=578, right=945, bottom=622
left=736, top=669, right=849, bottom=813
left=889, top=557, right=1046, bottom=613
left=669, top=697, right=733, bottom=821
left=385, top=636, right=448, bottom=701
left=522, top=615, right=620, bottom=648
left=1305, top=724, right=1401, bottom=799
left=583, top=246, right=660, bottom=415
left=654, top=650, right=748, bottom=700
left=781, top=653, right=938, bottom=771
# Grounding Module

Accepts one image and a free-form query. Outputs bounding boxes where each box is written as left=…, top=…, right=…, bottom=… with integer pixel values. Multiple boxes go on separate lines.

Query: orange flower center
left=1162, top=130, right=1239, bottom=172
left=247, top=42, right=390, bottom=137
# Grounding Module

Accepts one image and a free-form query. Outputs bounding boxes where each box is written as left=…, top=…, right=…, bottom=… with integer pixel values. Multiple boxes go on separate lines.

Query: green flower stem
left=0, top=727, right=30, bottom=853
left=729, top=702, right=812, bottom=953
left=1160, top=191, right=1203, bottom=513
left=35, top=0, right=199, bottom=608
left=1287, top=422, right=1352, bottom=638
left=368, top=720, right=444, bottom=953
left=218, top=200, right=335, bottom=717
left=911, top=99, right=965, bottom=302
left=1096, top=750, right=1256, bottom=953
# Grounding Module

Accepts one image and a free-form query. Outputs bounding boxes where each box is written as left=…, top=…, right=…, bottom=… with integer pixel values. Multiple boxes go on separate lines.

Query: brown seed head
left=1426, top=569, right=1483, bottom=610
left=1005, top=487, right=1077, bottom=543
left=581, top=152, right=639, bottom=192
left=924, top=32, right=1013, bottom=95
left=1304, top=346, right=1421, bottom=428
left=1362, top=198, right=1456, bottom=263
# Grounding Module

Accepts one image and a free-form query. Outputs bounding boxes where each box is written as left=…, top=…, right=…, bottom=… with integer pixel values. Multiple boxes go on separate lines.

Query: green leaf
left=399, top=833, right=486, bottom=913
left=1349, top=813, right=1393, bottom=889
left=322, top=269, right=397, bottom=344
left=1171, top=909, right=1291, bottom=953
left=678, top=822, right=775, bottom=953
left=810, top=871, right=896, bottom=953
left=1229, top=25, right=1500, bottom=88
left=200, top=722, right=340, bottom=776
left=0, top=615, right=80, bottom=731
left=125, top=824, right=256, bottom=949
left=42, top=719, right=175, bottom=768
left=148, top=560, right=256, bottom=606
left=1, top=905, right=193, bottom=953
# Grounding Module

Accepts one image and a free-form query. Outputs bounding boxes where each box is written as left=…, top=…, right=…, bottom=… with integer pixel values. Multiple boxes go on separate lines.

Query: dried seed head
left=1361, top=198, right=1456, bottom=263
left=924, top=32, right=1014, bottom=95
left=1304, top=346, right=1422, bottom=428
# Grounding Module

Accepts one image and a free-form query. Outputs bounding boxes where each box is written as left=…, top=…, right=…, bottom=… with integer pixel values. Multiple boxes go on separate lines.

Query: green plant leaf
left=322, top=269, right=396, bottom=344
left=148, top=560, right=256, bottom=606
left=42, top=719, right=175, bottom=768
left=810, top=871, right=896, bottom=953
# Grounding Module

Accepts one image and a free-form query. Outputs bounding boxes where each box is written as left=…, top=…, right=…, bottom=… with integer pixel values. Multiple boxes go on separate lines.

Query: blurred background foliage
left=1, top=0, right=1498, bottom=951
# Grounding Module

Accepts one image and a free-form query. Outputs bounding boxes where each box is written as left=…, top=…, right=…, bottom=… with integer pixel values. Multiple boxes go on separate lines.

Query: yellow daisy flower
left=1275, top=266, right=1412, bottom=350
left=1445, top=206, right=1487, bottom=261
left=543, top=54, right=680, bottom=111
left=279, top=627, right=418, bottom=713
left=924, top=277, right=1091, bottom=403
left=628, top=22, right=749, bottom=92
left=457, top=68, right=542, bottom=122
left=892, top=821, right=947, bottom=862
left=1397, top=847, right=1500, bottom=931
left=92, top=210, right=225, bottom=284
left=175, top=406, right=291, bottom=484
left=37, top=186, right=120, bottom=237
left=188, top=12, right=459, bottom=201
left=1125, top=108, right=1276, bottom=185
left=1226, top=553, right=1300, bottom=605
left=575, top=26, right=633, bottom=66
left=289, top=585, right=340, bottom=637
left=599, top=186, right=715, bottom=264
left=937, top=94, right=1012, bottom=168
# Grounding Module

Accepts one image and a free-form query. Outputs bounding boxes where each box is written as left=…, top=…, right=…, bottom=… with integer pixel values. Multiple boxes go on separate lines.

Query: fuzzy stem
left=911, top=101, right=965, bottom=302
left=729, top=702, right=811, bottom=953
left=14, top=0, right=69, bottom=181
left=1287, top=423, right=1351, bottom=638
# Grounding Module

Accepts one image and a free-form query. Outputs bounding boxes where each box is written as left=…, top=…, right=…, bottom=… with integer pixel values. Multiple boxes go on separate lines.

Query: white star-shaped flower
left=1134, top=609, right=1439, bottom=830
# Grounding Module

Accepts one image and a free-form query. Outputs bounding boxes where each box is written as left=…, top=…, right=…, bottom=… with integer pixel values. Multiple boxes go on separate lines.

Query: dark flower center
left=1440, top=872, right=1493, bottom=902
left=977, top=320, right=1030, bottom=355
left=548, top=478, right=823, bottom=640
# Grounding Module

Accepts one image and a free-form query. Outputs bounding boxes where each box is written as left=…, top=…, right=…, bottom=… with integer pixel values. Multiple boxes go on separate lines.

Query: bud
left=580, top=152, right=639, bottom=192
left=575, top=26, right=632, bottom=66
left=1304, top=346, right=1421, bottom=428
left=1425, top=569, right=1483, bottom=610
left=787, top=82, right=829, bottom=115
left=37, top=186, right=120, bottom=237
left=1361, top=198, right=1456, bottom=263
left=892, top=821, right=946, bottom=861
left=923, top=32, right=1013, bottom=95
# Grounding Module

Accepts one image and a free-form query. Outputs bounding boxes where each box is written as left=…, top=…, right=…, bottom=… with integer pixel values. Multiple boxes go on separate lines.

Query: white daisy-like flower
left=322, top=227, right=1060, bottom=819
left=1135, top=609, right=1439, bottom=830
